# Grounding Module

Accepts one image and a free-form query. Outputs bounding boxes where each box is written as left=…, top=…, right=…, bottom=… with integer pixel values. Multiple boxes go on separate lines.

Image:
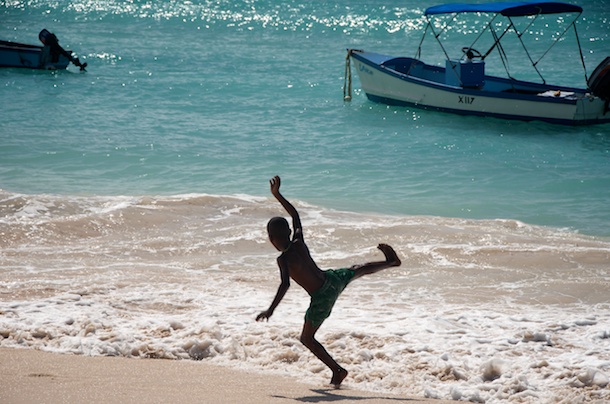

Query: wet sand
left=0, top=348, right=452, bottom=403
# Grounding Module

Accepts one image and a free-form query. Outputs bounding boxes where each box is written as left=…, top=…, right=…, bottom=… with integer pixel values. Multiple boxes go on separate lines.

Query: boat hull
left=350, top=50, right=610, bottom=126
left=0, top=40, right=70, bottom=70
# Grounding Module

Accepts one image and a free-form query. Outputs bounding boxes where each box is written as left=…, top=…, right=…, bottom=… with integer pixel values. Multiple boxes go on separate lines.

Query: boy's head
left=267, top=217, right=291, bottom=250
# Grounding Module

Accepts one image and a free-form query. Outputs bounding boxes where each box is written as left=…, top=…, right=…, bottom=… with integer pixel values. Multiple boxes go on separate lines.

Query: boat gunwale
left=0, top=39, right=44, bottom=51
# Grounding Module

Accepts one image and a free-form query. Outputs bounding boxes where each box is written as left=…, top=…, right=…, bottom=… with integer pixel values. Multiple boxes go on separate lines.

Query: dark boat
left=0, top=29, right=86, bottom=70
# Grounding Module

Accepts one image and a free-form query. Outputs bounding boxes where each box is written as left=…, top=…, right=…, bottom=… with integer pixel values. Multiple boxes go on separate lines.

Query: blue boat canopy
left=424, top=2, right=582, bottom=17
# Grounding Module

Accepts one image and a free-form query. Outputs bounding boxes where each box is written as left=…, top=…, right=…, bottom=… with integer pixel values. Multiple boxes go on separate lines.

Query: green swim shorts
left=305, top=268, right=355, bottom=328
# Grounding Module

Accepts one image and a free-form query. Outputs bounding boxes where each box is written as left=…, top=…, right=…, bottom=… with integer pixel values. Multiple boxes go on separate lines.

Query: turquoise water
left=1, top=0, right=609, bottom=236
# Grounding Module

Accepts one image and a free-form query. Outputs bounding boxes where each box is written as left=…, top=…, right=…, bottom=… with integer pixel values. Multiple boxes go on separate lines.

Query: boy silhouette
left=256, top=176, right=401, bottom=387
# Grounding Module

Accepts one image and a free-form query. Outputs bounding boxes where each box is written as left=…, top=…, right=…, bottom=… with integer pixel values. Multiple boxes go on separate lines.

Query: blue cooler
left=446, top=60, right=485, bottom=88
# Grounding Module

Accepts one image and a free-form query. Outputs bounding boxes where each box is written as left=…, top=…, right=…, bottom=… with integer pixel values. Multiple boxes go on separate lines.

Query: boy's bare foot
left=378, top=244, right=401, bottom=266
left=331, top=367, right=348, bottom=388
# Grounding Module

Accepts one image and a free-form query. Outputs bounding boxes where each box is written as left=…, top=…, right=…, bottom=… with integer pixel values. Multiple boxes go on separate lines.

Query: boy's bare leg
left=351, top=243, right=401, bottom=280
left=299, top=245, right=400, bottom=386
left=300, top=321, right=348, bottom=387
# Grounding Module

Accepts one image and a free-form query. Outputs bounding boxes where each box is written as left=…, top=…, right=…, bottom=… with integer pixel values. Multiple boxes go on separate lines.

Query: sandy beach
left=0, top=348, right=452, bottom=403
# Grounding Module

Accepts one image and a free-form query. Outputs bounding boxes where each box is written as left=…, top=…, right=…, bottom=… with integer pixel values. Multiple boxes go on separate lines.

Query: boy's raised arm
left=270, top=176, right=302, bottom=237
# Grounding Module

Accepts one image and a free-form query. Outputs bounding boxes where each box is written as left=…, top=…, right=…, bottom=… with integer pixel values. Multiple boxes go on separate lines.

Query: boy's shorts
left=305, top=268, right=355, bottom=328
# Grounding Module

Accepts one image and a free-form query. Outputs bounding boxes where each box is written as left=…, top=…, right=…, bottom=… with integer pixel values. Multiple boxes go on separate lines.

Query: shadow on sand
left=272, top=388, right=417, bottom=402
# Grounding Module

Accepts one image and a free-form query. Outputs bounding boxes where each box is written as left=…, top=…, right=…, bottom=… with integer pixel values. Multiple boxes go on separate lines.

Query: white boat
left=0, top=29, right=86, bottom=70
left=345, top=2, right=610, bottom=125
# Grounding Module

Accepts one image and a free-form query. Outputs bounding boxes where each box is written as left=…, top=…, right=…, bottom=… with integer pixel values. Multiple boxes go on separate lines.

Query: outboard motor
left=38, top=29, right=87, bottom=70
left=39, top=29, right=62, bottom=63
left=588, top=57, right=610, bottom=100
left=39, top=29, right=57, bottom=46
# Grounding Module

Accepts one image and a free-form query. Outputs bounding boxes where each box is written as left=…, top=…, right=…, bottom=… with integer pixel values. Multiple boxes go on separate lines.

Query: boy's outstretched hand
left=270, top=175, right=281, bottom=196
left=256, top=310, right=272, bottom=322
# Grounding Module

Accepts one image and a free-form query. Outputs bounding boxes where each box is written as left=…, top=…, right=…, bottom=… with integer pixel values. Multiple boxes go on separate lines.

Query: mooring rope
left=343, top=49, right=353, bottom=101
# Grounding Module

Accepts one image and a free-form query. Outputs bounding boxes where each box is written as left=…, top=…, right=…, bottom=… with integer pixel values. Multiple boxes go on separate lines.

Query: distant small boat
left=345, top=2, right=610, bottom=125
left=0, top=29, right=87, bottom=71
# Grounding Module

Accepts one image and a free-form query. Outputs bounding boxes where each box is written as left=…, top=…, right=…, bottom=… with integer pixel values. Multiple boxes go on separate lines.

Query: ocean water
left=1, top=1, right=609, bottom=403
